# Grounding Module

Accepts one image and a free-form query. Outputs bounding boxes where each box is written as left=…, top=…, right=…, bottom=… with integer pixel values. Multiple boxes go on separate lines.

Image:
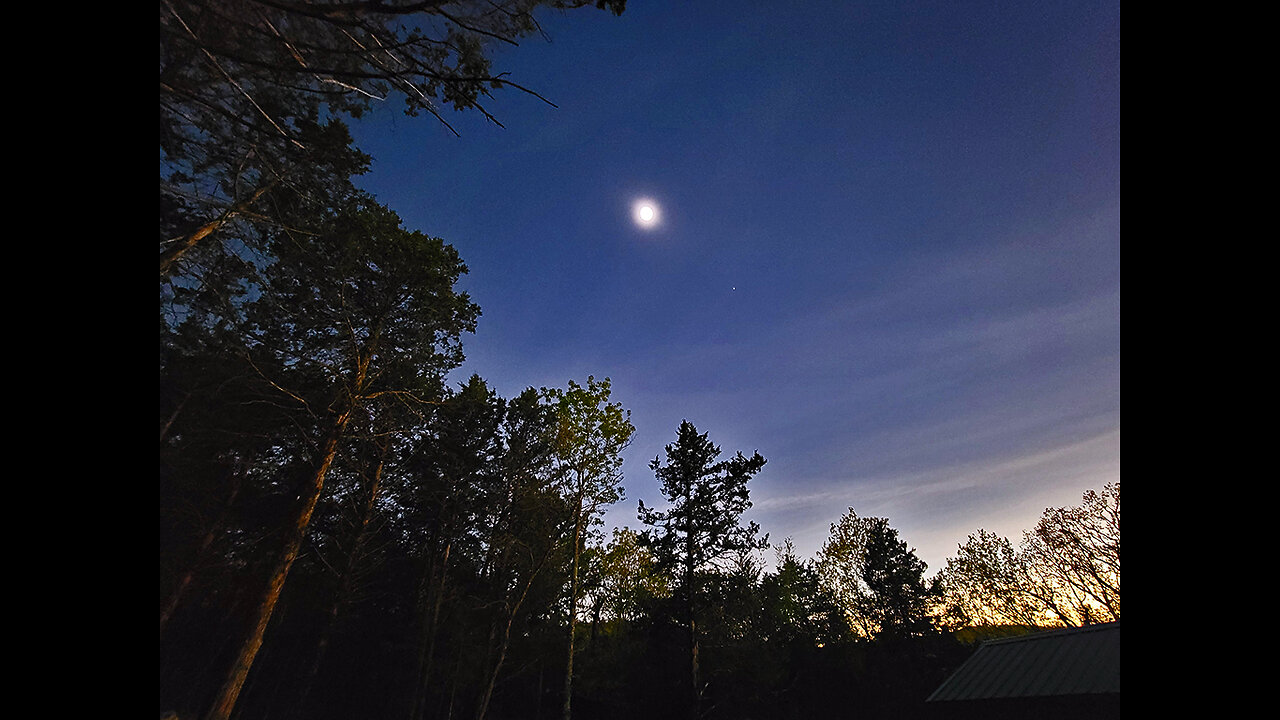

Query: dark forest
left=160, top=3, right=1120, bottom=719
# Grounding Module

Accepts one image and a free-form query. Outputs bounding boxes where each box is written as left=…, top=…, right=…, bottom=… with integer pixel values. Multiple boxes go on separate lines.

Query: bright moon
left=632, top=199, right=661, bottom=229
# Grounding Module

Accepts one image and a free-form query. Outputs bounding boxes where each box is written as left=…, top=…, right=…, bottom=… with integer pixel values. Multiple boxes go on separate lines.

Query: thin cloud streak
left=602, top=210, right=1119, bottom=571
left=747, top=427, right=1120, bottom=572
left=396, top=3, right=1119, bottom=580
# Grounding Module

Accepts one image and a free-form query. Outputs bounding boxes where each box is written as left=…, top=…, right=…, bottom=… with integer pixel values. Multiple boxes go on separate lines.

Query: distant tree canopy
left=758, top=540, right=850, bottom=648
left=814, top=509, right=938, bottom=641
left=859, top=521, right=937, bottom=640
left=936, top=483, right=1120, bottom=629
left=582, top=526, right=671, bottom=627
left=815, top=507, right=881, bottom=638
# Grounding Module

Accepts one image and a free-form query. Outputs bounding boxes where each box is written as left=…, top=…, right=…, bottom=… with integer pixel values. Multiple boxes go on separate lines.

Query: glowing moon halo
left=632, top=199, right=661, bottom=229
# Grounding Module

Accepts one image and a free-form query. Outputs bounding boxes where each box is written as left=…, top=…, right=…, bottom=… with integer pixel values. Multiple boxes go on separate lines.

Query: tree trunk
left=160, top=464, right=243, bottom=636
left=476, top=540, right=550, bottom=717
left=536, top=660, right=544, bottom=719
left=203, top=413, right=349, bottom=720
left=588, top=595, right=603, bottom=647
left=561, top=505, right=583, bottom=720
left=295, top=441, right=388, bottom=718
left=685, top=494, right=700, bottom=720
left=160, top=179, right=279, bottom=277
left=412, top=538, right=452, bottom=720
left=690, top=617, right=701, bottom=720
left=159, top=391, right=190, bottom=444
left=474, top=567, right=541, bottom=720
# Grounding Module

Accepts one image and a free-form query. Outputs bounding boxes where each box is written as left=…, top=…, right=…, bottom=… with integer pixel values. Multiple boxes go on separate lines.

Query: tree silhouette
left=545, top=376, right=634, bottom=720
left=638, top=420, right=768, bottom=719
left=759, top=540, right=850, bottom=648
left=935, top=529, right=1047, bottom=629
left=858, top=520, right=936, bottom=640
left=1024, top=483, right=1120, bottom=623
left=814, top=510, right=936, bottom=640
left=160, top=0, right=628, bottom=277
left=814, top=507, right=882, bottom=639
left=937, top=483, right=1120, bottom=629
left=198, top=196, right=478, bottom=720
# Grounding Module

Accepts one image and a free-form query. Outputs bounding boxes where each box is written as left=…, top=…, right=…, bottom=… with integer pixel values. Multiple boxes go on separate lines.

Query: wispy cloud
left=749, top=427, right=1119, bottom=571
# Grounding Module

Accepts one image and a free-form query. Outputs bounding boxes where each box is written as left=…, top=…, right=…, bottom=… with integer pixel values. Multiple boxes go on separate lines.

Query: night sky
left=348, top=0, right=1121, bottom=573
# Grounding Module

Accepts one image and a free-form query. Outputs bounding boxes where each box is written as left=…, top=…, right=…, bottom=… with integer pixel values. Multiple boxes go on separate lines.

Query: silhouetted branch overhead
left=160, top=0, right=623, bottom=275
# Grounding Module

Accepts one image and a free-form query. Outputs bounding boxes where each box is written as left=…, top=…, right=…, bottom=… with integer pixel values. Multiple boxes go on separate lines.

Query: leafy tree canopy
left=858, top=520, right=936, bottom=640
left=759, top=540, right=850, bottom=647
left=815, top=509, right=937, bottom=640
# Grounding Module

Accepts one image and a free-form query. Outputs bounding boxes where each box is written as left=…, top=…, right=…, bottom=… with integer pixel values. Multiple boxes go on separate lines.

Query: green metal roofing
left=927, top=622, right=1120, bottom=702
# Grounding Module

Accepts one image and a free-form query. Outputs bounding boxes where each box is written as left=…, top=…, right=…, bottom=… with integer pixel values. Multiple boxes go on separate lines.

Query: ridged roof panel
left=928, top=622, right=1119, bottom=702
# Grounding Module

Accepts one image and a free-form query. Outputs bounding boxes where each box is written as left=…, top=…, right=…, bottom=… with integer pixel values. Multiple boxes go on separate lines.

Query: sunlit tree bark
left=202, top=197, right=478, bottom=720
left=294, top=436, right=391, bottom=718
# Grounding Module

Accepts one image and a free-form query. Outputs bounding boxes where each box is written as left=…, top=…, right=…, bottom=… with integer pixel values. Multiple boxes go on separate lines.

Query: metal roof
left=927, top=622, right=1120, bottom=702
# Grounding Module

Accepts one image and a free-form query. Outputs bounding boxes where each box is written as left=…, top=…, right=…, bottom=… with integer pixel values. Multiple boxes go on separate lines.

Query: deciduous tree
left=935, top=529, right=1048, bottom=629
left=1022, top=483, right=1120, bottom=624
left=403, top=374, right=506, bottom=720
left=472, top=388, right=572, bottom=720
left=582, top=527, right=671, bottom=634
left=814, top=508, right=881, bottom=638
left=815, top=510, right=936, bottom=640
left=937, top=483, right=1120, bottom=629
left=544, top=376, right=634, bottom=720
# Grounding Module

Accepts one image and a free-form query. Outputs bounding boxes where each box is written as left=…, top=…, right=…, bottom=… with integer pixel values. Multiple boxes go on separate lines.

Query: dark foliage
left=159, top=5, right=1009, bottom=719
left=860, top=520, right=938, bottom=640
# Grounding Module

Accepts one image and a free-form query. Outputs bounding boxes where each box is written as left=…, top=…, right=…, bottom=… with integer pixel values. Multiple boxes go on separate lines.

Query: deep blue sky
left=350, top=0, right=1121, bottom=573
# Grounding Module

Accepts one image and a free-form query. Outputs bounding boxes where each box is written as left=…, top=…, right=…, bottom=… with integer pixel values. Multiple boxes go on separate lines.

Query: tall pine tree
left=638, top=420, right=768, bottom=720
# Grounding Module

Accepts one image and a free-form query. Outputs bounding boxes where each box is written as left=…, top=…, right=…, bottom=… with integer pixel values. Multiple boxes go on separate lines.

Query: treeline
left=159, top=3, right=1118, bottom=719
left=158, top=380, right=967, bottom=720
left=160, top=360, right=1117, bottom=720
left=935, top=483, right=1120, bottom=629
